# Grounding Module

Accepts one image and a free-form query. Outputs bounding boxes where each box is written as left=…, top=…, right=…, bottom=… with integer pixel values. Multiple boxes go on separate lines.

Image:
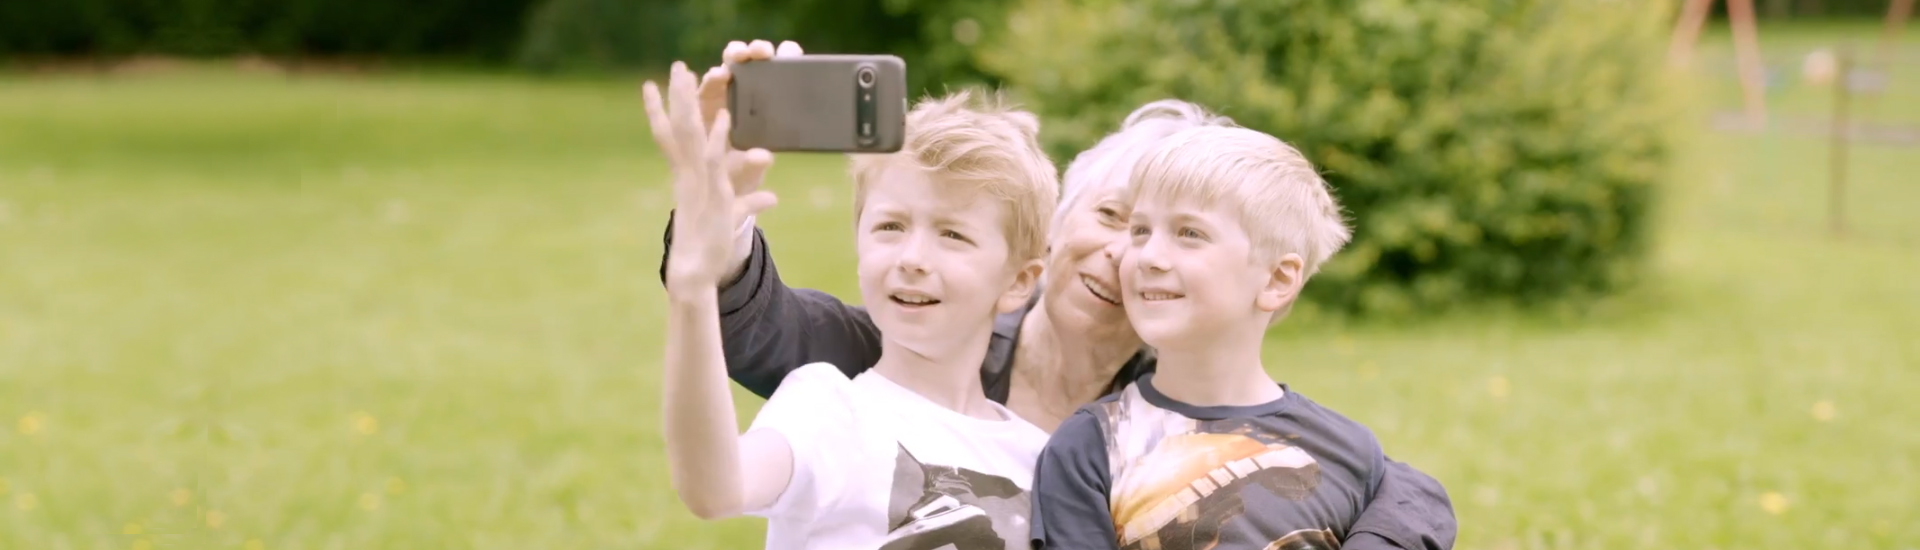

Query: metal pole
left=1830, top=47, right=1852, bottom=237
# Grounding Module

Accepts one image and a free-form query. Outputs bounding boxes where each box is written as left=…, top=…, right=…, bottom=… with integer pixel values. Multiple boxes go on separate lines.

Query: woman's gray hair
left=1052, top=100, right=1235, bottom=231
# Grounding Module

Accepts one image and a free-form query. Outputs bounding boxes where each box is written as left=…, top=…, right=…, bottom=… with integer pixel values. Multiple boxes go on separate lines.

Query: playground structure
left=1668, top=0, right=1914, bottom=237
left=1667, top=0, right=1913, bottom=126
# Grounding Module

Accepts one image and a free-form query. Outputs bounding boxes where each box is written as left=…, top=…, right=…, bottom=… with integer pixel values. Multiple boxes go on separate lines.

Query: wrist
left=665, top=271, right=721, bottom=305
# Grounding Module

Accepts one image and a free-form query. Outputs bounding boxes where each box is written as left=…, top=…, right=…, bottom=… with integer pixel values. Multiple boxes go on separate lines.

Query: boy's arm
left=660, top=211, right=885, bottom=398
left=1343, top=457, right=1457, bottom=550
left=1029, top=410, right=1120, bottom=550
left=663, top=289, right=795, bottom=518
left=648, top=59, right=797, bottom=520
left=654, top=38, right=883, bottom=399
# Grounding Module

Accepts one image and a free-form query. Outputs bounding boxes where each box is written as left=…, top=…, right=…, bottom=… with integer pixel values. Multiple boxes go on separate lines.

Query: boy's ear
left=1255, top=253, right=1306, bottom=315
left=997, top=259, right=1046, bottom=314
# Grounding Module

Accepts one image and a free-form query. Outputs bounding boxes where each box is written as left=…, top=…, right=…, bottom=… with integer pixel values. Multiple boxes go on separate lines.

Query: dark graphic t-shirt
left=1030, top=375, right=1387, bottom=550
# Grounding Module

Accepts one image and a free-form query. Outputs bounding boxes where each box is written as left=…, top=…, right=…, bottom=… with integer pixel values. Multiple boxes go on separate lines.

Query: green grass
left=3, top=23, right=1918, bottom=549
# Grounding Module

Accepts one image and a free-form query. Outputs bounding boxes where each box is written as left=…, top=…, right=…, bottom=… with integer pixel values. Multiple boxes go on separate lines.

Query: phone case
left=728, top=55, right=907, bottom=153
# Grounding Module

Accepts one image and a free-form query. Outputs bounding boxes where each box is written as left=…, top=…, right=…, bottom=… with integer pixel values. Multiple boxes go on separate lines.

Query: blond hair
left=849, top=91, right=1059, bottom=263
left=1056, top=100, right=1235, bottom=232
left=1130, top=126, right=1352, bottom=277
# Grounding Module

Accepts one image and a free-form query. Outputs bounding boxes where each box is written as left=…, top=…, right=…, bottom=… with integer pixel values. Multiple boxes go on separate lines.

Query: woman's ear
left=1255, top=253, right=1305, bottom=315
left=997, top=259, right=1046, bottom=314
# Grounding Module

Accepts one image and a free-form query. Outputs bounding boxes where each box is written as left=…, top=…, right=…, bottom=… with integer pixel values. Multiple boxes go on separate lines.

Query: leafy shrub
left=984, top=0, right=1681, bottom=315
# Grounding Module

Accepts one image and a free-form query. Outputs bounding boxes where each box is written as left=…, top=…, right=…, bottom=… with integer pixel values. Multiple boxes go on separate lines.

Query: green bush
left=984, top=0, right=1680, bottom=316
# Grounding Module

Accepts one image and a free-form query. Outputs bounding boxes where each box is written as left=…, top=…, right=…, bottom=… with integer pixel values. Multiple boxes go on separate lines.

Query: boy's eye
left=1129, top=225, right=1150, bottom=237
left=874, top=221, right=905, bottom=232
left=1178, top=227, right=1207, bottom=240
left=1096, top=206, right=1125, bottom=223
left=941, top=229, right=973, bottom=243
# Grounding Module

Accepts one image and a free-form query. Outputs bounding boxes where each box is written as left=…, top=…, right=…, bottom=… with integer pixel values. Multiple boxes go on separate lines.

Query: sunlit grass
left=3, top=23, right=1917, bottom=549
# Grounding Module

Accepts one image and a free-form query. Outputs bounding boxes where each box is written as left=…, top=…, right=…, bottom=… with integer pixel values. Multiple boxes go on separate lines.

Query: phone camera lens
left=857, top=67, right=876, bottom=88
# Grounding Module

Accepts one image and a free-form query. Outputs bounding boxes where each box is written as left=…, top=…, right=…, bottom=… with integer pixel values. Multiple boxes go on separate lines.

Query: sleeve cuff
left=716, top=225, right=768, bottom=315
left=730, top=215, right=756, bottom=272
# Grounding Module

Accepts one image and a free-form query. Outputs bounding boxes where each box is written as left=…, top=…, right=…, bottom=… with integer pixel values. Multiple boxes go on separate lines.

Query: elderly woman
left=655, top=40, right=1455, bottom=550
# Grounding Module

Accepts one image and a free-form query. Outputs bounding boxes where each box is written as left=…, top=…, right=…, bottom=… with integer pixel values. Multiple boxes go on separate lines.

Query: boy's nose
left=1135, top=236, right=1171, bottom=272
left=895, top=236, right=929, bottom=274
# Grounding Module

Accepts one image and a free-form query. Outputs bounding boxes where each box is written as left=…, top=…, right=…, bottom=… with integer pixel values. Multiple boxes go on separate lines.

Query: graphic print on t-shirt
left=882, top=444, right=1033, bottom=550
left=1101, top=391, right=1339, bottom=550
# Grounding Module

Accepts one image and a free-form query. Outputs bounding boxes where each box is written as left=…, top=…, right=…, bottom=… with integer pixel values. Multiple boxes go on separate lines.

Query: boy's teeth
left=1142, top=292, right=1182, bottom=301
left=892, top=294, right=939, bottom=305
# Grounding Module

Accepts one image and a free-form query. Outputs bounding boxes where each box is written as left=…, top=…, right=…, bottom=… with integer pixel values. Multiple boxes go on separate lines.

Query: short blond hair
left=850, top=91, right=1059, bottom=263
left=1130, top=126, right=1352, bottom=277
left=1057, top=100, right=1234, bottom=232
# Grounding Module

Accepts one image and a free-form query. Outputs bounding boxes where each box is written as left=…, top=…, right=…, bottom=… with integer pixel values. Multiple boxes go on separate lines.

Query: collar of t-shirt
left=1133, top=373, right=1297, bottom=420
left=855, top=369, right=1035, bottom=429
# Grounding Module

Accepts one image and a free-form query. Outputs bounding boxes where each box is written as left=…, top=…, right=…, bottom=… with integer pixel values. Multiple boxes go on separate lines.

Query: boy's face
left=1121, top=195, right=1277, bottom=349
left=856, top=166, right=1030, bottom=357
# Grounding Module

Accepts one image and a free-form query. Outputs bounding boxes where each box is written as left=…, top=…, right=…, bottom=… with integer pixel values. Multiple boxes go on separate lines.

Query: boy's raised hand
left=645, top=61, right=777, bottom=290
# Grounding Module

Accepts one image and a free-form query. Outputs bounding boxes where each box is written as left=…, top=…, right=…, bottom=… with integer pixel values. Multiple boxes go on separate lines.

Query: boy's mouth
left=1138, top=290, right=1185, bottom=301
left=1080, top=275, right=1122, bottom=306
left=890, top=292, right=941, bottom=308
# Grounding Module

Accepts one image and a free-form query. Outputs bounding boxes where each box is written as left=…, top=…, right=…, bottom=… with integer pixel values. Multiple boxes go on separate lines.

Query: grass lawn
left=2, top=22, right=1916, bottom=550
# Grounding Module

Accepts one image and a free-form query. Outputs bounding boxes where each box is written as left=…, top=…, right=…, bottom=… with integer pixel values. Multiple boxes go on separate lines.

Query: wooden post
left=1880, top=0, right=1915, bottom=70
left=1669, top=0, right=1717, bottom=68
left=1830, top=47, right=1852, bottom=237
left=1728, top=0, right=1769, bottom=127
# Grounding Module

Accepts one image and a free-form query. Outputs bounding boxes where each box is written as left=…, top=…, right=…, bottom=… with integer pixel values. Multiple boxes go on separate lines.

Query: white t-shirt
left=745, top=362, right=1050, bottom=550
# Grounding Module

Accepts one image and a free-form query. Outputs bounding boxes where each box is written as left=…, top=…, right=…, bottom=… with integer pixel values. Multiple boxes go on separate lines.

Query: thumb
left=734, top=191, right=779, bottom=223
left=729, top=148, right=774, bottom=194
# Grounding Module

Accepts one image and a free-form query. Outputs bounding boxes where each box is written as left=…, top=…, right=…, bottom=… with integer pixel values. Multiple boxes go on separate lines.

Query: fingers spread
left=667, top=62, right=706, bottom=161
left=641, top=81, right=678, bottom=162
left=735, top=190, right=780, bottom=221
left=699, top=65, right=730, bottom=92
left=698, top=65, right=731, bottom=126
left=706, top=109, right=734, bottom=174
left=729, top=148, right=774, bottom=195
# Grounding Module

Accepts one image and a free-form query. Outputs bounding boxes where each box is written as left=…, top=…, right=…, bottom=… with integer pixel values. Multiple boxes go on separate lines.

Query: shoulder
left=1055, top=406, right=1109, bottom=442
left=1283, top=389, right=1388, bottom=480
left=1035, top=407, right=1112, bottom=483
left=1041, top=392, right=1125, bottom=456
left=1286, top=390, right=1380, bottom=444
left=759, top=363, right=860, bottom=423
left=776, top=362, right=856, bottom=392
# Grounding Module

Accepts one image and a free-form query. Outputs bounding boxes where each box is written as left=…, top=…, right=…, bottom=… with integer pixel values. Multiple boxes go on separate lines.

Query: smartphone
left=727, top=54, right=907, bottom=153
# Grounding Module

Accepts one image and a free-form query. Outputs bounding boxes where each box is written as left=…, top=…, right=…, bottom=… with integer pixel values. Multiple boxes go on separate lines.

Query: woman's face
left=1042, top=187, right=1135, bottom=341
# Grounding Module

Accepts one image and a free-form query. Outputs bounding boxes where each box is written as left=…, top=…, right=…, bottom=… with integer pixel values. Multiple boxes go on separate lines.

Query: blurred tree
left=984, top=0, right=1682, bottom=316
left=0, top=0, right=1896, bottom=61
left=0, top=0, right=539, bottom=60
left=514, top=0, right=1014, bottom=94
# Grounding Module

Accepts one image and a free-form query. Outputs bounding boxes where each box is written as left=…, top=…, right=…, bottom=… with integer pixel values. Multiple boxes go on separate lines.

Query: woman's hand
left=692, top=39, right=804, bottom=229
